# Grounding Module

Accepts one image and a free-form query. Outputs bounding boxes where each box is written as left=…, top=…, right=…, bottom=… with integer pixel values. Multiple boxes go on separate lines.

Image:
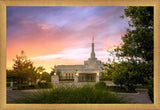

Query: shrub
left=29, top=84, right=36, bottom=89
left=148, top=85, right=153, bottom=102
left=146, top=76, right=153, bottom=102
left=15, top=85, right=124, bottom=103
left=17, top=83, right=30, bottom=90
left=7, top=83, right=10, bottom=87
left=17, top=84, right=37, bottom=90
left=94, top=81, right=106, bottom=89
left=38, top=82, right=52, bottom=88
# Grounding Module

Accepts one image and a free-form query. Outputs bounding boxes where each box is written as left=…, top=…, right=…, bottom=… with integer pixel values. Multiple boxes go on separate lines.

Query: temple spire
left=91, top=36, right=96, bottom=59
left=92, top=36, right=94, bottom=43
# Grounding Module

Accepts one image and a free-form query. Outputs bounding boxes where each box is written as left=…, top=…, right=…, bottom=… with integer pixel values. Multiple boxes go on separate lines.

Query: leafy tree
left=50, top=67, right=55, bottom=76
left=56, top=69, right=62, bottom=79
left=41, top=72, right=51, bottom=82
left=50, top=68, right=61, bottom=78
left=6, top=69, right=15, bottom=82
left=116, top=6, right=153, bottom=62
left=103, top=7, right=153, bottom=90
left=31, top=66, right=45, bottom=84
left=36, top=66, right=45, bottom=74
left=12, top=50, right=35, bottom=88
left=105, top=59, right=151, bottom=90
left=117, top=6, right=153, bottom=80
left=144, top=76, right=154, bottom=102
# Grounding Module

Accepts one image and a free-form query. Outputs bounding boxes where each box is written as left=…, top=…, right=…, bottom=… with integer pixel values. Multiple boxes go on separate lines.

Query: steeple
left=90, top=36, right=96, bottom=59
left=92, top=36, right=94, bottom=43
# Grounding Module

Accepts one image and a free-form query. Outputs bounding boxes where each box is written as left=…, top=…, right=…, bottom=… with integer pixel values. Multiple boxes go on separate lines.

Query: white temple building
left=54, top=37, right=104, bottom=82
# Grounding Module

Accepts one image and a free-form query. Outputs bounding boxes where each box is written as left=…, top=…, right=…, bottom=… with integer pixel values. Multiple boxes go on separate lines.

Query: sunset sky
left=7, top=6, right=129, bottom=72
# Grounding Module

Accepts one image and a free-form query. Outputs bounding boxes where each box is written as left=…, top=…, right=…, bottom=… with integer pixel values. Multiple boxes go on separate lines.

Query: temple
left=54, top=37, right=103, bottom=82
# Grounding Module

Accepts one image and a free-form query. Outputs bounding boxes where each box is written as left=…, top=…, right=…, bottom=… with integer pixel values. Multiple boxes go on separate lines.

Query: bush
left=17, top=84, right=37, bottom=90
left=126, top=85, right=136, bottom=92
left=15, top=85, right=124, bottom=103
left=17, top=83, right=30, bottom=90
left=94, top=81, right=106, bottom=89
left=105, top=86, right=136, bottom=93
left=38, top=82, right=53, bottom=88
left=29, top=84, right=36, bottom=89
left=7, top=83, right=10, bottom=87
left=12, top=82, right=53, bottom=90
left=148, top=85, right=153, bottom=102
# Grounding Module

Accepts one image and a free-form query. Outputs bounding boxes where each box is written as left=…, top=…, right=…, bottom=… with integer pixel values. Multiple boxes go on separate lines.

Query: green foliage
left=15, top=85, right=124, bottom=103
left=104, top=60, right=153, bottom=91
left=107, top=86, right=136, bottom=93
left=11, top=50, right=35, bottom=88
left=50, top=68, right=55, bottom=76
left=7, top=82, right=10, bottom=87
left=116, top=6, right=153, bottom=62
left=12, top=83, right=38, bottom=90
left=41, top=72, right=51, bottom=82
left=12, top=82, right=53, bottom=90
left=123, top=6, right=153, bottom=28
left=7, top=50, right=50, bottom=89
left=37, top=82, right=53, bottom=89
left=56, top=69, right=62, bottom=78
left=144, top=76, right=153, bottom=102
left=148, top=85, right=153, bottom=102
left=103, top=7, right=153, bottom=92
left=32, top=66, right=45, bottom=84
left=20, top=84, right=36, bottom=90
left=6, top=69, right=16, bottom=82
left=94, top=81, right=106, bottom=89
left=51, top=68, right=62, bottom=78
left=100, top=71, right=112, bottom=81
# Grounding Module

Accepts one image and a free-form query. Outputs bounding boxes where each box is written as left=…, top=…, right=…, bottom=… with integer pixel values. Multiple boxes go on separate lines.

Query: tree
left=7, top=69, right=14, bottom=81
left=116, top=6, right=153, bottom=80
left=56, top=69, right=62, bottom=79
left=50, top=67, right=55, bottom=76
left=116, top=6, right=153, bottom=62
left=41, top=72, right=51, bottom=82
left=30, top=66, right=45, bottom=84
left=12, top=50, right=35, bottom=88
left=103, top=7, right=153, bottom=90
left=51, top=68, right=61, bottom=78
left=105, top=59, right=152, bottom=90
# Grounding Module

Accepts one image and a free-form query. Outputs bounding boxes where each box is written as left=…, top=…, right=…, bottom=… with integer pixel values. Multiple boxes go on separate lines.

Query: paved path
left=116, top=92, right=152, bottom=104
left=7, top=88, right=32, bottom=103
left=7, top=87, right=152, bottom=104
left=7, top=87, right=52, bottom=103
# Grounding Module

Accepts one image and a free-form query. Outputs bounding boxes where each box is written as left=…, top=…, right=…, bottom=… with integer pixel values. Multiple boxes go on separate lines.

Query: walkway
left=116, top=92, right=152, bottom=104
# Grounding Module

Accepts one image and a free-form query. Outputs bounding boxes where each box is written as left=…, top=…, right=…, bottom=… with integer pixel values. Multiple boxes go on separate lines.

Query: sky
left=7, top=6, right=129, bottom=72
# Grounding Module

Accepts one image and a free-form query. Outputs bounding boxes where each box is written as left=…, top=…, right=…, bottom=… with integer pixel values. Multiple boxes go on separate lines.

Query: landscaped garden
left=13, top=83, right=124, bottom=104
